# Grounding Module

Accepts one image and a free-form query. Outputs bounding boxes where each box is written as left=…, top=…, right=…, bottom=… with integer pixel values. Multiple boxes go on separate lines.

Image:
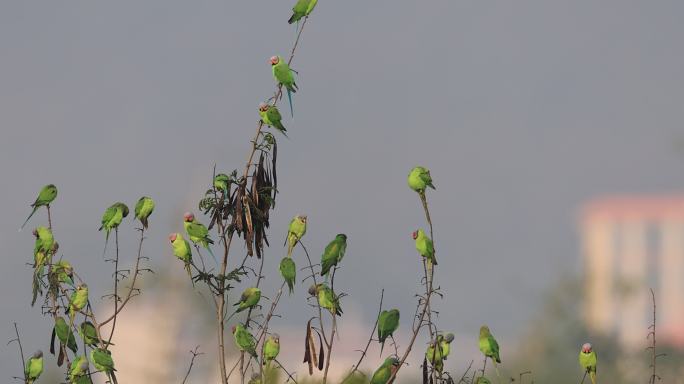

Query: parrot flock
left=14, top=4, right=610, bottom=382
left=19, top=185, right=155, bottom=383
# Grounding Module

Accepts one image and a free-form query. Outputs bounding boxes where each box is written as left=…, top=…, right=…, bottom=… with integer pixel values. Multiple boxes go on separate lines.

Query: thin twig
left=181, top=346, right=204, bottom=384
left=387, top=191, right=437, bottom=383
left=274, top=358, right=299, bottom=384
left=9, top=323, right=27, bottom=382
left=99, top=227, right=147, bottom=327
left=342, top=289, right=384, bottom=382
left=105, top=228, right=120, bottom=346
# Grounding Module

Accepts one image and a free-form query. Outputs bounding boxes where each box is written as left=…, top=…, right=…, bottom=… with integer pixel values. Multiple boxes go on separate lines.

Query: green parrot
left=407, top=166, right=435, bottom=193
left=288, top=0, right=318, bottom=24
left=270, top=55, right=298, bottom=117
left=25, top=350, right=43, bottom=384
left=183, top=212, right=216, bottom=263
left=413, top=229, right=437, bottom=266
left=21, top=184, right=58, bottom=231
left=579, top=343, right=597, bottom=384
left=262, top=333, right=280, bottom=366
left=479, top=325, right=502, bottom=379
left=279, top=257, right=296, bottom=295
left=99, top=202, right=129, bottom=256
left=33, top=226, right=55, bottom=255
left=308, top=283, right=342, bottom=316
left=259, top=103, right=287, bottom=136
left=79, top=321, right=100, bottom=347
left=377, top=309, right=400, bottom=356
left=440, top=333, right=454, bottom=360
left=134, top=196, right=155, bottom=229
left=31, top=226, right=55, bottom=305
left=285, top=215, right=307, bottom=258
left=90, top=348, right=117, bottom=384
left=370, top=357, right=400, bottom=384
left=53, top=259, right=74, bottom=286
left=425, top=336, right=445, bottom=368
left=214, top=173, right=230, bottom=192
left=69, top=284, right=89, bottom=323
left=232, top=324, right=258, bottom=361
left=320, top=234, right=347, bottom=278
left=234, top=287, right=261, bottom=313
left=69, top=355, right=90, bottom=384
left=54, top=316, right=78, bottom=353
left=169, top=233, right=192, bottom=277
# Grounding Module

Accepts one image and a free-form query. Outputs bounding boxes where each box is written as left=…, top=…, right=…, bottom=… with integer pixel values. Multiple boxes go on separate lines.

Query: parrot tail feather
left=286, top=88, right=294, bottom=117
left=102, top=231, right=110, bottom=258
left=20, top=207, right=39, bottom=231
left=590, top=371, right=596, bottom=384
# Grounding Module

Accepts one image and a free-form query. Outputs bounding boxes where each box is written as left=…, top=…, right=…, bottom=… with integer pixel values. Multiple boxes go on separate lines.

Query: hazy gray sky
left=2, top=0, right=684, bottom=379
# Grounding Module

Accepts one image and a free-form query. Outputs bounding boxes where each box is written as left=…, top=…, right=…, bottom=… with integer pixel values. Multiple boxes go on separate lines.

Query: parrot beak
left=169, top=233, right=177, bottom=242
left=412, top=231, right=418, bottom=240
left=32, top=229, right=38, bottom=237
left=270, top=56, right=279, bottom=65
left=183, top=212, right=194, bottom=222
left=231, top=325, right=237, bottom=334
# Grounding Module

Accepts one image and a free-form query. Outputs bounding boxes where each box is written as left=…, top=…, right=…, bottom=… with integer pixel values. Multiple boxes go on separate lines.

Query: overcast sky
left=2, top=0, right=684, bottom=380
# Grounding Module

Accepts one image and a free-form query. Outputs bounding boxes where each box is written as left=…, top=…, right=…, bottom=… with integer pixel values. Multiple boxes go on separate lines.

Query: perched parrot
left=134, top=196, right=155, bottom=229
left=263, top=333, right=280, bottom=366
left=285, top=215, right=307, bottom=257
left=25, top=350, right=43, bottom=384
left=259, top=103, right=287, bottom=136
left=413, top=229, right=437, bottom=266
left=53, top=260, right=74, bottom=286
left=479, top=325, right=502, bottom=379
left=79, top=321, right=99, bottom=347
left=407, top=167, right=435, bottom=193
left=183, top=212, right=216, bottom=263
left=232, top=324, right=258, bottom=361
left=90, top=348, right=117, bottom=384
left=31, top=226, right=55, bottom=305
left=69, top=284, right=89, bottom=322
left=99, top=202, right=129, bottom=256
left=270, top=55, right=298, bottom=117
left=320, top=234, right=347, bottom=278
left=214, top=173, right=230, bottom=192
left=377, top=309, right=400, bottom=356
left=169, top=233, right=192, bottom=277
left=21, top=184, right=58, bottom=231
left=579, top=343, right=597, bottom=384
left=54, top=316, right=78, bottom=353
left=234, top=287, right=261, bottom=313
left=440, top=333, right=455, bottom=360
left=33, top=226, right=55, bottom=255
left=279, top=257, right=296, bottom=295
left=370, top=357, right=400, bottom=384
left=425, top=336, right=445, bottom=368
left=69, top=355, right=90, bottom=384
left=308, top=283, right=342, bottom=316
left=288, top=0, right=318, bottom=24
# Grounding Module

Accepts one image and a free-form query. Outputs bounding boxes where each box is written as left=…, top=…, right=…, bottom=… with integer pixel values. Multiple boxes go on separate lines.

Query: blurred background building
left=581, top=195, right=684, bottom=349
